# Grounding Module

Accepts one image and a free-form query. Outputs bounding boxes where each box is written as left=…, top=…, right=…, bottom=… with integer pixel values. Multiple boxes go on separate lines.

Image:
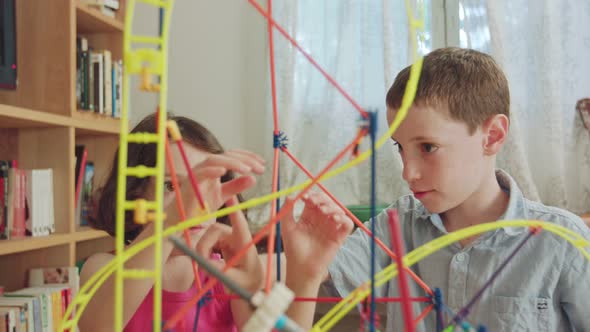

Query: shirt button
left=455, top=253, right=467, bottom=262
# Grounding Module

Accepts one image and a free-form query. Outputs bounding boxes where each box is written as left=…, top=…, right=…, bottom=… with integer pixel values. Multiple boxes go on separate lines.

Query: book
left=76, top=36, right=89, bottom=110
left=7, top=287, right=66, bottom=332
left=80, top=162, right=95, bottom=226
left=115, top=60, right=123, bottom=118
left=85, top=49, right=93, bottom=111
left=46, top=170, right=55, bottom=234
left=0, top=295, right=40, bottom=332
left=100, top=6, right=116, bottom=18
left=25, top=169, right=54, bottom=237
left=0, top=160, right=8, bottom=240
left=74, top=146, right=87, bottom=205
left=0, top=297, right=34, bottom=332
left=90, top=52, right=103, bottom=114
left=5, top=290, right=50, bottom=332
left=80, top=0, right=120, bottom=10
left=0, top=308, right=17, bottom=332
left=111, top=63, right=117, bottom=117
left=103, top=50, right=112, bottom=117
left=10, top=169, right=26, bottom=238
left=6, top=165, right=15, bottom=239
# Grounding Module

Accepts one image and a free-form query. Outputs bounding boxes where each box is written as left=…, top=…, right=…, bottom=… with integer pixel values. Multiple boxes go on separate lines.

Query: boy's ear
left=482, top=114, right=509, bottom=155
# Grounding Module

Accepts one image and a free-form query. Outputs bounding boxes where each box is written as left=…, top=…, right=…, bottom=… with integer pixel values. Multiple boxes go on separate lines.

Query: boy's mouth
left=412, top=190, right=433, bottom=199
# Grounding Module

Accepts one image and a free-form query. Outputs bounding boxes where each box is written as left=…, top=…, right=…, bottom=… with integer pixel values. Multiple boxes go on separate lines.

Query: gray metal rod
left=168, top=235, right=253, bottom=301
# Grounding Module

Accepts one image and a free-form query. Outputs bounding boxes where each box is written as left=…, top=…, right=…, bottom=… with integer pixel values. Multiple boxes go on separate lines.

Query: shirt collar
left=495, top=169, right=528, bottom=236
left=427, top=169, right=528, bottom=236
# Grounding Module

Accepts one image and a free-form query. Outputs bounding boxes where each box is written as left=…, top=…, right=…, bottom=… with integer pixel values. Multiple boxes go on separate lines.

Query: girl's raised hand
left=195, top=196, right=263, bottom=293
left=164, top=149, right=265, bottom=226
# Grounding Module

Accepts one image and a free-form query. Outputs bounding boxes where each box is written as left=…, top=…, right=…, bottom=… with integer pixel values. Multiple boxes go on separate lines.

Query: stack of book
left=0, top=161, right=54, bottom=240
left=0, top=266, right=79, bottom=332
left=76, top=36, right=123, bottom=119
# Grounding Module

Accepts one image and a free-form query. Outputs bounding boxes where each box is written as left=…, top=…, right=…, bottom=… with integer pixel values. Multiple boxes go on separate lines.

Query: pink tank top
left=124, top=264, right=237, bottom=331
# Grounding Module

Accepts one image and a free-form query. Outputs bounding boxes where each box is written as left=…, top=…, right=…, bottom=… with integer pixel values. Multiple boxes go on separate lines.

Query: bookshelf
left=0, top=0, right=125, bottom=292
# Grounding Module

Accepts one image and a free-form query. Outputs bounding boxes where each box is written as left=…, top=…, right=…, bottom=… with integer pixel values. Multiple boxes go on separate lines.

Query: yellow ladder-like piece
left=113, top=1, right=175, bottom=330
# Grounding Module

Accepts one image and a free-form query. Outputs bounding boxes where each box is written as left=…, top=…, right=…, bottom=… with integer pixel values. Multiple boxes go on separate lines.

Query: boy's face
left=387, top=105, right=490, bottom=213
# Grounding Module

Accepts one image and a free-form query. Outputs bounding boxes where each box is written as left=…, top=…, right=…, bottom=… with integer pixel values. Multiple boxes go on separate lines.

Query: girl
left=79, top=113, right=266, bottom=331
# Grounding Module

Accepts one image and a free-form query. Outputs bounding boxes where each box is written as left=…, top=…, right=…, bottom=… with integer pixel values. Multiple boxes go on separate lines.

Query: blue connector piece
left=274, top=315, right=287, bottom=329
left=358, top=109, right=379, bottom=135
left=273, top=131, right=288, bottom=149
left=199, top=290, right=213, bottom=307
left=460, top=321, right=472, bottom=331
left=433, top=287, right=445, bottom=332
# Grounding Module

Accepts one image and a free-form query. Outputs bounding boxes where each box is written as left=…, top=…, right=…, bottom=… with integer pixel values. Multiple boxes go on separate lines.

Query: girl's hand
left=195, top=197, right=263, bottom=293
left=164, top=149, right=265, bottom=226
left=281, top=191, right=354, bottom=282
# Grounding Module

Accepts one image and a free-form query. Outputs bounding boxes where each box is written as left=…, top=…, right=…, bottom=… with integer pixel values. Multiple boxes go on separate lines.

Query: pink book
left=10, top=168, right=26, bottom=238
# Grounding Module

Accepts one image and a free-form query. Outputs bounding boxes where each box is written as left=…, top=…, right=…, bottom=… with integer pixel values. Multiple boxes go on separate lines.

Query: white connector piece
left=243, top=282, right=301, bottom=332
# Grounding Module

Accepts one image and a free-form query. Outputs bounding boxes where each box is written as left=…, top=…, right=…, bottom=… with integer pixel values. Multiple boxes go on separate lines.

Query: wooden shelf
left=0, top=229, right=110, bottom=256
left=0, top=103, right=120, bottom=135
left=73, top=111, right=121, bottom=135
left=76, top=2, right=124, bottom=33
left=0, top=104, right=70, bottom=129
left=73, top=228, right=111, bottom=242
left=0, top=233, right=72, bottom=256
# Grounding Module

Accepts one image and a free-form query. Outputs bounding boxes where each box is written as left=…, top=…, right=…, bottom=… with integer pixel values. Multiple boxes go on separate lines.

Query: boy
left=282, top=47, right=590, bottom=331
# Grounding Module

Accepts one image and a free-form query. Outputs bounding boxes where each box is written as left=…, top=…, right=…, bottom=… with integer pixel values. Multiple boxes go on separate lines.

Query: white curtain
left=461, top=0, right=590, bottom=214
left=246, top=0, right=590, bottom=223
left=247, top=0, right=430, bottom=225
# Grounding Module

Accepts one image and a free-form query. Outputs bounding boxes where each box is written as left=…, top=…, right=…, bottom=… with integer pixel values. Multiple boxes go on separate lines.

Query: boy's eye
left=393, top=142, right=403, bottom=153
left=164, top=180, right=175, bottom=192
left=421, top=143, right=438, bottom=153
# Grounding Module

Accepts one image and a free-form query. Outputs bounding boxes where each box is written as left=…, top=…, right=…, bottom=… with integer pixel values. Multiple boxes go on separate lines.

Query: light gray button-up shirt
left=327, top=170, right=590, bottom=331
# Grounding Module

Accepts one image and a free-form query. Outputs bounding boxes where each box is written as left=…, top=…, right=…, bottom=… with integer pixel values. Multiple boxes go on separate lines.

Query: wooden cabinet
left=0, top=0, right=126, bottom=291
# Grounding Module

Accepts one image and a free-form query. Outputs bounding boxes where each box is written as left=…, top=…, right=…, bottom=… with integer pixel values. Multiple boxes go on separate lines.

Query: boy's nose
left=402, top=161, right=421, bottom=182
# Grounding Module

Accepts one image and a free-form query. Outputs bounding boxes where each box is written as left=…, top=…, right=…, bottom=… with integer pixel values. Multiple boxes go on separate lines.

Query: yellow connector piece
left=134, top=199, right=147, bottom=224
left=140, top=66, right=161, bottom=92
left=134, top=199, right=166, bottom=224
left=194, top=202, right=210, bottom=218
left=167, top=120, right=182, bottom=141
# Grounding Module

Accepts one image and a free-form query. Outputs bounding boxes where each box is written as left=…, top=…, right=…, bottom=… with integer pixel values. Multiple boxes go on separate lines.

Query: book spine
left=74, top=150, right=87, bottom=208
left=111, top=64, right=116, bottom=117
left=10, top=169, right=26, bottom=238
left=76, top=36, right=82, bottom=109
left=79, top=38, right=89, bottom=110
left=117, top=60, right=123, bottom=118
left=103, top=50, right=112, bottom=116
left=0, top=162, right=5, bottom=239
left=6, top=165, right=15, bottom=239
left=88, top=50, right=94, bottom=112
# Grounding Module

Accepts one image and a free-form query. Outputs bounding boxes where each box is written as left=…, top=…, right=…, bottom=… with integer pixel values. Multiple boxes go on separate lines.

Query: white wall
left=129, top=1, right=268, bottom=150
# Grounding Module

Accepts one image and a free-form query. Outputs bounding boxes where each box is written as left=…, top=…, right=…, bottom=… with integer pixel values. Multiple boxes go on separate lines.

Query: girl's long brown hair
left=90, top=113, right=242, bottom=243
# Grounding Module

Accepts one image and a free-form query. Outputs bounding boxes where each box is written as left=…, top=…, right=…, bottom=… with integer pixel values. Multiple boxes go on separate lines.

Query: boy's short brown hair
left=386, top=47, right=510, bottom=133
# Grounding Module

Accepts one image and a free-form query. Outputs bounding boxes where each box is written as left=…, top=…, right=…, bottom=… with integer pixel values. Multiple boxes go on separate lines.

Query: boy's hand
left=282, top=192, right=354, bottom=282
left=195, top=197, right=263, bottom=293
